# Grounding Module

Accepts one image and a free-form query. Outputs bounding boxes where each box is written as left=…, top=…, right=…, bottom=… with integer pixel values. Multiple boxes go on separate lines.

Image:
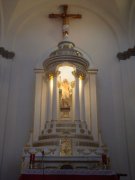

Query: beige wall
left=0, top=0, right=135, bottom=180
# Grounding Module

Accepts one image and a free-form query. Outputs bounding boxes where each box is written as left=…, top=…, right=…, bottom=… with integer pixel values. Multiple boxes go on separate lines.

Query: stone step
left=39, top=134, right=93, bottom=141
left=56, top=123, right=76, bottom=127
left=34, top=139, right=98, bottom=147
left=33, top=140, right=59, bottom=147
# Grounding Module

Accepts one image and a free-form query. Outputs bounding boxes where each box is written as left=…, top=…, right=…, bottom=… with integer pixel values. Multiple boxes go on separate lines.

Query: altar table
left=19, top=169, right=120, bottom=180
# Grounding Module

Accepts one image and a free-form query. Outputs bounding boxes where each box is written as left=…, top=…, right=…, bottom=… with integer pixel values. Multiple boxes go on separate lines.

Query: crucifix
left=49, top=5, right=82, bottom=39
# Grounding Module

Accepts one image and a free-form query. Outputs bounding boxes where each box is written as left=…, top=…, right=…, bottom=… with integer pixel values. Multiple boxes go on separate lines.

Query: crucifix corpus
left=49, top=5, right=82, bottom=39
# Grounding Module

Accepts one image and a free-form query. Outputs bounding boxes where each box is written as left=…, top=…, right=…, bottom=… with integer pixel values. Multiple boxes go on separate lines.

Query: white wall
left=0, top=0, right=135, bottom=180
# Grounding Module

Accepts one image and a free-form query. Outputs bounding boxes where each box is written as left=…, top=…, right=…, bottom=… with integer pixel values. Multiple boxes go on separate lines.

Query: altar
left=20, top=4, right=110, bottom=175
left=19, top=170, right=120, bottom=180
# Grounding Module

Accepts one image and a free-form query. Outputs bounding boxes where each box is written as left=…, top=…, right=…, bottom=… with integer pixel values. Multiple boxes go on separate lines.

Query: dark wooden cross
left=49, top=5, right=82, bottom=37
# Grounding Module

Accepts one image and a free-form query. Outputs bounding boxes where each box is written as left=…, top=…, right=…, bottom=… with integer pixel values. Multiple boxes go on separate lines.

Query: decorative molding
left=117, top=46, right=135, bottom=60
left=87, top=69, right=98, bottom=74
left=34, top=69, right=44, bottom=73
left=0, top=47, right=15, bottom=59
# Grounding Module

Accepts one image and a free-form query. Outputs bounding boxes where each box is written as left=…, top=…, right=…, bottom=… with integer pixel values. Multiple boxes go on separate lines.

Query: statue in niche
left=58, top=76, right=74, bottom=118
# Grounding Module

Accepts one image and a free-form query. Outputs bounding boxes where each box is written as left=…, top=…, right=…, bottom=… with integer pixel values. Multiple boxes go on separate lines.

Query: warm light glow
left=57, top=65, right=75, bottom=120
left=58, top=66, right=75, bottom=83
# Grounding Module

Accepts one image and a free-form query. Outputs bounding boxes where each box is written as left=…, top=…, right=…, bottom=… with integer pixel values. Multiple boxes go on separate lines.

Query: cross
left=49, top=5, right=82, bottom=38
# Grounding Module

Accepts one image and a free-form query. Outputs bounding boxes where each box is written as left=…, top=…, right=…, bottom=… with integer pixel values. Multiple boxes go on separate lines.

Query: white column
left=33, top=71, right=43, bottom=142
left=73, top=77, right=80, bottom=120
left=47, top=77, right=53, bottom=121
left=44, top=79, right=49, bottom=125
left=79, top=78, right=85, bottom=121
left=52, top=76, right=57, bottom=120
left=40, top=77, right=47, bottom=132
left=84, top=77, right=91, bottom=130
left=89, top=71, right=99, bottom=142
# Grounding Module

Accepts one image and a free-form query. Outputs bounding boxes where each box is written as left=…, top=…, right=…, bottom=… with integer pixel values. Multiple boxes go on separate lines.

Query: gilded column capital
left=72, top=68, right=86, bottom=80
left=46, top=69, right=59, bottom=80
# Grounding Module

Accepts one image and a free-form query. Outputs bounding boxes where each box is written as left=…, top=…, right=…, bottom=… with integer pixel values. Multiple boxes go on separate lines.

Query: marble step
left=34, top=139, right=98, bottom=147
left=56, top=123, right=76, bottom=127
left=39, top=134, right=93, bottom=141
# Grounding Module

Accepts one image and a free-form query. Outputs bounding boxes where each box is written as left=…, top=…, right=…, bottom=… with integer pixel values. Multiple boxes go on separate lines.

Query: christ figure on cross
left=49, top=5, right=82, bottom=40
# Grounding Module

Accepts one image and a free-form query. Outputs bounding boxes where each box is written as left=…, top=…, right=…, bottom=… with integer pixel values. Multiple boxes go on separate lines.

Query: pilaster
left=33, top=70, right=43, bottom=142
left=89, top=70, right=99, bottom=142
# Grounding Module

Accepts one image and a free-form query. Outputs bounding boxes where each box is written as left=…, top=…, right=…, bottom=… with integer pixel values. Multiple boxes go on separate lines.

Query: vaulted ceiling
left=0, top=0, right=135, bottom=47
